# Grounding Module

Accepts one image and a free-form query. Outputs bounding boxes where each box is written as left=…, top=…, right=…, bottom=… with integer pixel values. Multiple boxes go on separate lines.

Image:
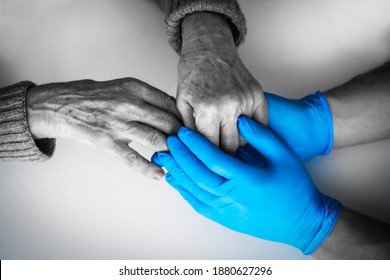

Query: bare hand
left=27, top=78, right=181, bottom=179
left=178, top=12, right=267, bottom=154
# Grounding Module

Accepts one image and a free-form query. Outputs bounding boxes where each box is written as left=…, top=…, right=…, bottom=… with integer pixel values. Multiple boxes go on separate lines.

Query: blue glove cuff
left=302, top=196, right=342, bottom=255
left=302, top=91, right=334, bottom=155
left=316, top=91, right=334, bottom=155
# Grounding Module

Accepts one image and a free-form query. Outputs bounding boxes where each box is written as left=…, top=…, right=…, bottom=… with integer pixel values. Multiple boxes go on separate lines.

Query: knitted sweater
left=0, top=82, right=55, bottom=161
left=0, top=0, right=246, bottom=161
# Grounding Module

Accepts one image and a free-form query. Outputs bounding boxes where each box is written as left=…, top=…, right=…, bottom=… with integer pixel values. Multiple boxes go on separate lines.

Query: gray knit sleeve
left=0, top=81, right=55, bottom=161
left=155, top=0, right=247, bottom=54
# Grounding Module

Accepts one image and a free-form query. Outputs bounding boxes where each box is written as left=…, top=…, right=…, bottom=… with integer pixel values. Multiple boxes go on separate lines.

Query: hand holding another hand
left=154, top=117, right=340, bottom=254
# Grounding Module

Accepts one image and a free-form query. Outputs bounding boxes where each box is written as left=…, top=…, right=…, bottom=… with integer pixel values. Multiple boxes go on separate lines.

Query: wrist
left=181, top=12, right=236, bottom=54
left=26, top=84, right=61, bottom=139
left=301, top=196, right=342, bottom=255
left=301, top=91, right=334, bottom=156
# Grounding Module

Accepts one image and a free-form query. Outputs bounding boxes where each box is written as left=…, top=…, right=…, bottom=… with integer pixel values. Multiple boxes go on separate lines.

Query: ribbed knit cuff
left=165, top=0, right=247, bottom=54
left=0, top=81, right=55, bottom=161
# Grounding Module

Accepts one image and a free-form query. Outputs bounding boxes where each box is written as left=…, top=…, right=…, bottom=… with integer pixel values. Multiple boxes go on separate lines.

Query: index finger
left=177, top=127, right=248, bottom=179
left=166, top=136, right=227, bottom=195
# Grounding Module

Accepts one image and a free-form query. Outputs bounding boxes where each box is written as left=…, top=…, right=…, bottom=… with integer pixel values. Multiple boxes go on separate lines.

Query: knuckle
left=195, top=104, right=220, bottom=119
left=121, top=77, right=142, bottom=93
left=194, top=110, right=220, bottom=128
left=80, top=79, right=95, bottom=84
left=122, top=77, right=137, bottom=85
left=148, top=131, right=165, bottom=149
left=160, top=113, right=176, bottom=127
left=207, top=97, right=238, bottom=113
left=162, top=95, right=177, bottom=111
left=139, top=164, right=156, bottom=177
left=123, top=150, right=156, bottom=176
left=124, top=152, right=140, bottom=168
left=221, top=97, right=241, bottom=112
left=249, top=79, right=263, bottom=92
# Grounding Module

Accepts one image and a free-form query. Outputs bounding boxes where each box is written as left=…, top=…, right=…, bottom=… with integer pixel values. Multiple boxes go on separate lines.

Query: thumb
left=237, top=116, right=295, bottom=164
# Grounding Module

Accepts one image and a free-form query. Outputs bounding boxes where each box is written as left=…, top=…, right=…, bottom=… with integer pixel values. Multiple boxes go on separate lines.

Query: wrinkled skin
left=27, top=78, right=182, bottom=179
left=178, top=12, right=267, bottom=154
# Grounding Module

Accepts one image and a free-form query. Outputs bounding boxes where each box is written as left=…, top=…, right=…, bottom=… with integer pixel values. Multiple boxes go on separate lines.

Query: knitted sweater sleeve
left=0, top=82, right=55, bottom=161
left=155, top=0, right=247, bottom=54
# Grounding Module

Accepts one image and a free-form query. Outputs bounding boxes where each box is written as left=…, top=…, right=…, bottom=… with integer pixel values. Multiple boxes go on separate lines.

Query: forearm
left=313, top=207, right=390, bottom=259
left=325, top=62, right=390, bottom=148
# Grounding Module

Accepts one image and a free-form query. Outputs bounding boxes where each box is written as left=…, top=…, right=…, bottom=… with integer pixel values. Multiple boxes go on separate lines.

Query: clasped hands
left=26, top=12, right=341, bottom=254
left=153, top=92, right=340, bottom=255
left=156, top=12, right=340, bottom=255
left=27, top=12, right=266, bottom=178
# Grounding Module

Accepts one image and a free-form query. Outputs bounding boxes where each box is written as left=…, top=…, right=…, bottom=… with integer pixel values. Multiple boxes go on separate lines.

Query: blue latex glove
left=154, top=143, right=266, bottom=168
left=153, top=117, right=341, bottom=254
left=265, top=91, right=333, bottom=161
left=235, top=144, right=265, bottom=167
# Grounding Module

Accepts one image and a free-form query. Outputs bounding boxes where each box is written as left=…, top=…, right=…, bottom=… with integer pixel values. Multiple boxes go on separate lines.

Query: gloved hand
left=265, top=91, right=333, bottom=161
left=153, top=117, right=341, bottom=254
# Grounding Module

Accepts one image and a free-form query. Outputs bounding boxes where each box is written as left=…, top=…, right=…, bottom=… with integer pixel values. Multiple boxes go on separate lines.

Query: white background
left=0, top=0, right=389, bottom=259
left=2, top=260, right=390, bottom=279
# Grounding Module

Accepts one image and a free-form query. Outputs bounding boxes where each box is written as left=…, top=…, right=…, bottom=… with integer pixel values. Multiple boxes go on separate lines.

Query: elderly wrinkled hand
left=27, top=78, right=182, bottom=179
left=153, top=117, right=341, bottom=254
left=177, top=12, right=267, bottom=154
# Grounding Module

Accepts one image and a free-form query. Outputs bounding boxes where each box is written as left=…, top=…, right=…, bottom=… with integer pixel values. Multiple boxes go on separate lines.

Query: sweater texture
left=0, top=82, right=55, bottom=161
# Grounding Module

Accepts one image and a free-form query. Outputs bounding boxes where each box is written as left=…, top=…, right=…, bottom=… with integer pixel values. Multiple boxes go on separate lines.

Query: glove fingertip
left=237, top=115, right=249, bottom=126
left=151, top=152, right=163, bottom=167
left=237, top=116, right=256, bottom=139
left=157, top=151, right=173, bottom=162
left=167, top=135, right=182, bottom=149
left=178, top=126, right=192, bottom=136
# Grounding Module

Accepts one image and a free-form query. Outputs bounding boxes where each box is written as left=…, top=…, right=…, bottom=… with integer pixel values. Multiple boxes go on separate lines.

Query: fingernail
left=154, top=169, right=165, bottom=180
